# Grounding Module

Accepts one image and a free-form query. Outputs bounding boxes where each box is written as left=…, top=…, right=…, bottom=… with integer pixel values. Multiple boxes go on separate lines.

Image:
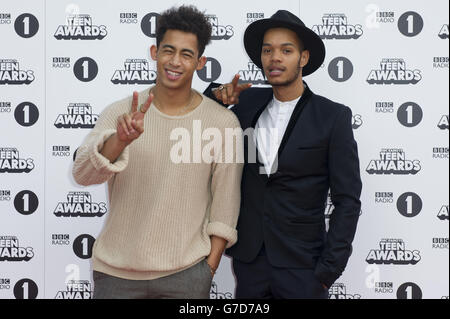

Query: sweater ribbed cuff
left=206, top=222, right=238, bottom=248
left=89, top=129, right=129, bottom=173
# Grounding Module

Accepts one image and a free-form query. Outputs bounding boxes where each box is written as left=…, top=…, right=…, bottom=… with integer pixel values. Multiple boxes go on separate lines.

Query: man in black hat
left=205, top=10, right=362, bottom=299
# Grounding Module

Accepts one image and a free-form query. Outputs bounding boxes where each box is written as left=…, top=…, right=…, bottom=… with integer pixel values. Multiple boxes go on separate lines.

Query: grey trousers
left=93, top=259, right=213, bottom=299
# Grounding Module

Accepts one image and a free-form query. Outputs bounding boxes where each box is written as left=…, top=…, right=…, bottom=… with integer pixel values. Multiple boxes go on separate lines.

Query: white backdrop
left=0, top=0, right=448, bottom=299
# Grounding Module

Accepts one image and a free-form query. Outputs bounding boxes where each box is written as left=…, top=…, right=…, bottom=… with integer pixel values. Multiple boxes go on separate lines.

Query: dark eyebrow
left=162, top=44, right=195, bottom=56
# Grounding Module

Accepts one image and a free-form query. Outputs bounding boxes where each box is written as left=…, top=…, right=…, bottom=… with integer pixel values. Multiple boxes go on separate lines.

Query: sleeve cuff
left=89, top=129, right=129, bottom=174
left=206, top=222, right=238, bottom=248
left=314, top=262, right=341, bottom=288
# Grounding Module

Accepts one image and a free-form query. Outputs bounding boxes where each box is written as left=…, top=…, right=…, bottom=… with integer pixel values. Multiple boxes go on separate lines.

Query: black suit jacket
left=204, top=82, right=362, bottom=287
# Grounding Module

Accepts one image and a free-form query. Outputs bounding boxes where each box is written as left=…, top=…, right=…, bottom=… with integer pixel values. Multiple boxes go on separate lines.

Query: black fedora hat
left=244, top=10, right=325, bottom=77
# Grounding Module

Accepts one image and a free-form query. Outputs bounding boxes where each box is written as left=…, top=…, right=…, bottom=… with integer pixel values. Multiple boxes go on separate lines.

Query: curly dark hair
left=156, top=5, right=212, bottom=57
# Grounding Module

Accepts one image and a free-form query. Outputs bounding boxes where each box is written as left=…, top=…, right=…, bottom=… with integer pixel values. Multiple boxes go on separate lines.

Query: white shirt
left=255, top=95, right=301, bottom=175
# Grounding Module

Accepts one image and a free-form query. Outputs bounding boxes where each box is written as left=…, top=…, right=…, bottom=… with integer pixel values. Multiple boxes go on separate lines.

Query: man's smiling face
left=151, top=29, right=206, bottom=90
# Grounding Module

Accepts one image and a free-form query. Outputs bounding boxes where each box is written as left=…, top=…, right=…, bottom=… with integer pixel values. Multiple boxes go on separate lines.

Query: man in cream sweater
left=72, top=6, right=243, bottom=299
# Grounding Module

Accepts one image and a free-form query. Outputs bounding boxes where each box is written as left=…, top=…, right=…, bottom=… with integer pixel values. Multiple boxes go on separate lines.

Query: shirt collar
left=271, top=95, right=302, bottom=109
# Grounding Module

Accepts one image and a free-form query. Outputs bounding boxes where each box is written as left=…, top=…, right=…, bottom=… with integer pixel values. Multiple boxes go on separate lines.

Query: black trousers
left=232, top=246, right=329, bottom=299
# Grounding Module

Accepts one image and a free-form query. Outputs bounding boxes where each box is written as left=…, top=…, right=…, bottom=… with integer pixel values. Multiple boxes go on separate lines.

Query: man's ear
left=196, top=56, right=207, bottom=71
left=300, top=50, right=310, bottom=68
left=150, top=45, right=158, bottom=61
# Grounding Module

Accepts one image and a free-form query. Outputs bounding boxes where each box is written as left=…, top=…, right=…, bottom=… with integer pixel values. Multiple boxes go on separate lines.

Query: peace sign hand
left=116, top=91, right=154, bottom=145
left=213, top=74, right=252, bottom=105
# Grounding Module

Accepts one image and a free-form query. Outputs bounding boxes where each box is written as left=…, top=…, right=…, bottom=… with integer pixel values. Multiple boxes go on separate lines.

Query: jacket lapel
left=276, top=83, right=313, bottom=160
left=247, top=83, right=314, bottom=182
left=248, top=91, right=273, bottom=183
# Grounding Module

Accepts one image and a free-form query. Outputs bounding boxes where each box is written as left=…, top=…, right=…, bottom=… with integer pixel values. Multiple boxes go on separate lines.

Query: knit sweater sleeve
left=206, top=113, right=244, bottom=248
left=72, top=99, right=130, bottom=186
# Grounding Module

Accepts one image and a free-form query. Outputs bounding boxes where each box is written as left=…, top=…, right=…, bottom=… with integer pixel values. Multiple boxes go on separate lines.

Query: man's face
left=151, top=30, right=206, bottom=90
left=260, top=28, right=309, bottom=87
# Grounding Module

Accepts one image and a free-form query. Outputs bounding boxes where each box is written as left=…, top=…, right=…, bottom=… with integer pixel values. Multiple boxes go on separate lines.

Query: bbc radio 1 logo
left=238, top=62, right=267, bottom=85
left=0, top=190, right=11, bottom=202
left=438, top=115, right=449, bottom=130
left=0, top=236, right=34, bottom=262
left=55, top=280, right=93, bottom=299
left=432, top=147, right=449, bottom=159
left=366, top=239, right=421, bottom=265
left=73, top=234, right=95, bottom=259
left=328, top=57, right=353, bottom=82
left=15, top=102, right=39, bottom=127
left=73, top=57, right=98, bottom=82
left=439, top=24, right=449, bottom=39
left=246, top=13, right=264, bottom=24
left=14, top=279, right=38, bottom=299
left=328, top=283, right=361, bottom=299
left=0, top=148, right=35, bottom=173
left=367, top=59, right=421, bottom=85
left=141, top=12, right=160, bottom=38
left=111, top=59, right=156, bottom=84
left=365, top=5, right=395, bottom=28
left=54, top=14, right=107, bottom=40
left=53, top=56, right=99, bottom=82
left=207, top=15, right=234, bottom=40
left=397, top=282, right=422, bottom=299
left=0, top=101, right=39, bottom=127
left=397, top=102, right=423, bottom=127
left=437, top=205, right=449, bottom=221
left=210, top=281, right=232, bottom=299
left=54, top=191, right=107, bottom=217
left=396, top=192, right=422, bottom=218
left=197, top=57, right=221, bottom=82
left=0, top=13, right=11, bottom=24
left=13, top=190, right=39, bottom=216
left=1, top=278, right=38, bottom=299
left=375, top=191, right=423, bottom=218
left=312, top=14, right=363, bottom=39
left=375, top=102, right=394, bottom=114
left=1, top=12, right=38, bottom=38
left=52, top=234, right=70, bottom=246
left=373, top=10, right=395, bottom=24
left=0, top=102, right=11, bottom=114
left=2, top=189, right=38, bottom=218
left=366, top=149, right=421, bottom=175
left=432, top=238, right=449, bottom=250
left=0, top=59, right=35, bottom=85
left=14, top=13, right=39, bottom=38
left=398, top=12, right=423, bottom=37
left=1, top=190, right=37, bottom=216
left=374, top=282, right=394, bottom=295
left=433, top=57, right=449, bottom=69
left=375, top=102, right=423, bottom=127
left=52, top=57, right=70, bottom=68
left=54, top=103, right=98, bottom=129
left=375, top=192, right=394, bottom=204
left=0, top=278, right=11, bottom=290
left=52, top=146, right=71, bottom=158
left=120, top=13, right=138, bottom=24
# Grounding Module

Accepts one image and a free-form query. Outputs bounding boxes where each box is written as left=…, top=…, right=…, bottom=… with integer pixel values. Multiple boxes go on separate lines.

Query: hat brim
left=244, top=19, right=325, bottom=77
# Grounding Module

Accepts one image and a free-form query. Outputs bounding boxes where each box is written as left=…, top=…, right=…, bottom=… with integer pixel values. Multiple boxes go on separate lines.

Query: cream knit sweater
left=72, top=88, right=243, bottom=280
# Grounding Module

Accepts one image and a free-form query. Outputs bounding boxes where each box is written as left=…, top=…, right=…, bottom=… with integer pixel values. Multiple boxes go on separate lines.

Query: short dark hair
left=156, top=5, right=212, bottom=58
